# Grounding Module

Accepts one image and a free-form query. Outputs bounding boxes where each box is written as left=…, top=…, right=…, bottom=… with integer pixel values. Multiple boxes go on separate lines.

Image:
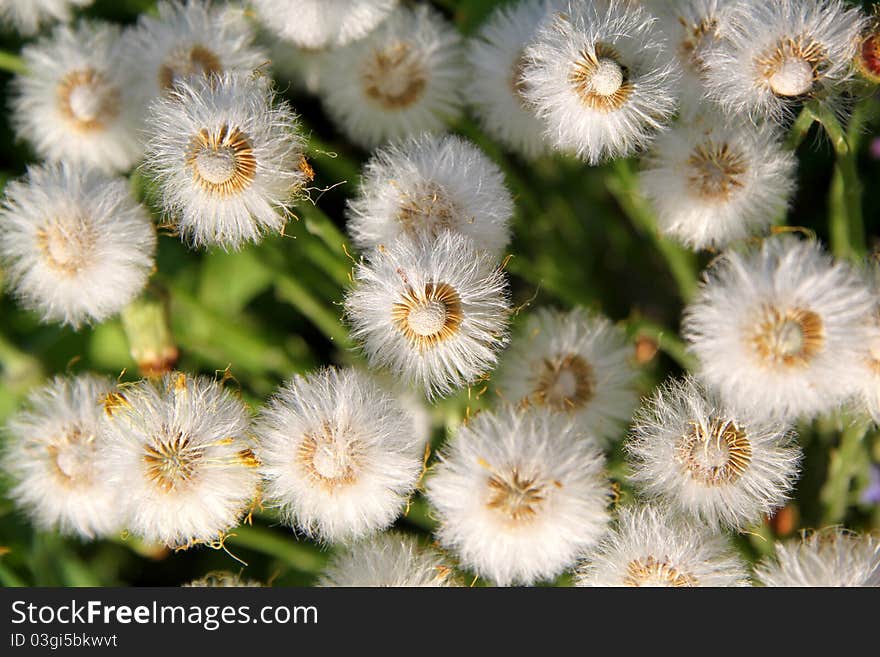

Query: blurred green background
left=1, top=0, right=879, bottom=586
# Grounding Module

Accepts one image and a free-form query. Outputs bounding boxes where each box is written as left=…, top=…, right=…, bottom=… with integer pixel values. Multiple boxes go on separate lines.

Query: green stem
left=807, top=102, right=866, bottom=260
left=275, top=274, right=352, bottom=347
left=608, top=160, right=699, bottom=302
left=0, top=50, right=26, bottom=75
left=0, top=332, right=43, bottom=391
left=785, top=105, right=817, bottom=151
left=820, top=420, right=870, bottom=525
left=224, top=525, right=327, bottom=574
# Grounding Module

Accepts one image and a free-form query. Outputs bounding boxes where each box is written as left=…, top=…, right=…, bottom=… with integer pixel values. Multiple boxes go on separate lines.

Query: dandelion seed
left=683, top=236, right=875, bottom=421
left=255, top=368, right=424, bottom=544
left=128, top=0, right=266, bottom=100
left=575, top=504, right=749, bottom=587
left=253, top=0, right=398, bottom=49
left=184, top=572, right=263, bottom=587
left=493, top=307, right=638, bottom=448
left=426, top=406, right=610, bottom=586
left=755, top=528, right=880, bottom=587
left=347, top=134, right=513, bottom=257
left=640, top=111, right=797, bottom=250
left=701, top=0, right=867, bottom=123
left=0, top=0, right=92, bottom=36
left=100, top=373, right=259, bottom=549
left=521, top=0, right=680, bottom=164
left=319, top=5, right=465, bottom=148
left=143, top=72, right=307, bottom=250
left=627, top=377, right=801, bottom=529
left=345, top=232, right=511, bottom=398
left=0, top=163, right=156, bottom=328
left=3, top=375, right=122, bottom=540
left=11, top=21, right=143, bottom=174
left=318, top=532, right=460, bottom=587
left=465, top=0, right=558, bottom=160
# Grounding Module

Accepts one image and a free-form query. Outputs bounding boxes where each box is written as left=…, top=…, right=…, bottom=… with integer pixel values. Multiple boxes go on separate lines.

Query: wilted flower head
left=345, top=232, right=511, bottom=398
left=575, top=504, right=749, bottom=587
left=0, top=163, right=156, bottom=328
left=100, top=373, right=259, bottom=549
left=3, top=375, right=121, bottom=540
left=320, top=5, right=465, bottom=148
left=521, top=0, right=680, bottom=164
left=493, top=307, right=638, bottom=448
left=184, top=572, right=263, bottom=587
left=12, top=21, right=143, bottom=174
left=143, top=72, right=308, bottom=250
left=856, top=13, right=880, bottom=84
left=0, top=0, right=92, bottom=36
left=255, top=368, right=424, bottom=544
left=702, top=0, right=867, bottom=123
left=318, top=532, right=460, bottom=587
left=627, top=377, right=801, bottom=530
left=128, top=0, right=266, bottom=101
left=683, top=236, right=875, bottom=421
left=639, top=111, right=797, bottom=250
left=426, top=406, right=610, bottom=586
left=253, top=0, right=398, bottom=49
left=346, top=133, right=513, bottom=257
left=465, top=0, right=558, bottom=160
left=755, top=528, right=880, bottom=587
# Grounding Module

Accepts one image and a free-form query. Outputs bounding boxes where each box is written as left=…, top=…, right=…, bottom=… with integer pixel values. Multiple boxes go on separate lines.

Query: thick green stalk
left=0, top=51, right=26, bottom=75
left=608, top=160, right=699, bottom=302
left=821, top=420, right=870, bottom=525
left=224, top=525, right=327, bottom=574
left=275, top=274, right=352, bottom=347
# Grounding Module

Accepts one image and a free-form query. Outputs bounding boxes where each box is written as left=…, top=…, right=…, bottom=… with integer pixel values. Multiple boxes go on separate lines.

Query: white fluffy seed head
left=575, top=504, right=750, bottom=587
left=493, top=307, right=638, bottom=448
left=99, top=373, right=259, bottom=549
left=3, top=374, right=122, bottom=539
left=344, top=232, right=511, bottom=399
left=627, top=376, right=802, bottom=530
left=184, top=572, right=263, bottom=587
left=0, top=163, right=156, bottom=329
left=346, top=134, right=514, bottom=257
left=465, top=0, right=560, bottom=159
left=701, top=0, right=868, bottom=123
left=318, top=532, right=461, bottom=587
left=854, top=264, right=880, bottom=424
left=426, top=406, right=611, bottom=586
left=0, top=0, right=92, bottom=36
left=127, top=0, right=266, bottom=102
left=683, top=236, right=876, bottom=422
left=253, top=0, right=398, bottom=49
left=142, top=72, right=308, bottom=250
left=640, top=111, right=797, bottom=250
left=254, top=368, right=424, bottom=544
left=755, top=529, right=880, bottom=587
left=319, top=5, right=466, bottom=148
left=11, top=21, right=144, bottom=174
left=521, top=0, right=681, bottom=164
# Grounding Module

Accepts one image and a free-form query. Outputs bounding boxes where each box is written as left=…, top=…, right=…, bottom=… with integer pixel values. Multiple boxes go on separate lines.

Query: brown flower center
left=676, top=418, right=753, bottom=487
left=486, top=467, right=546, bottom=522
left=532, top=353, right=595, bottom=411
left=396, top=182, right=460, bottom=236
left=143, top=430, right=201, bottom=493
left=623, top=556, right=697, bottom=587
left=159, top=44, right=222, bottom=92
left=46, top=425, right=94, bottom=487
left=361, top=42, right=427, bottom=109
left=569, top=43, right=633, bottom=112
left=391, top=282, right=463, bottom=350
left=751, top=305, right=825, bottom=368
left=297, top=422, right=360, bottom=488
left=185, top=124, right=257, bottom=197
left=57, top=68, right=121, bottom=132
left=755, top=36, right=827, bottom=97
left=687, top=141, right=748, bottom=201
left=36, top=217, right=96, bottom=276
